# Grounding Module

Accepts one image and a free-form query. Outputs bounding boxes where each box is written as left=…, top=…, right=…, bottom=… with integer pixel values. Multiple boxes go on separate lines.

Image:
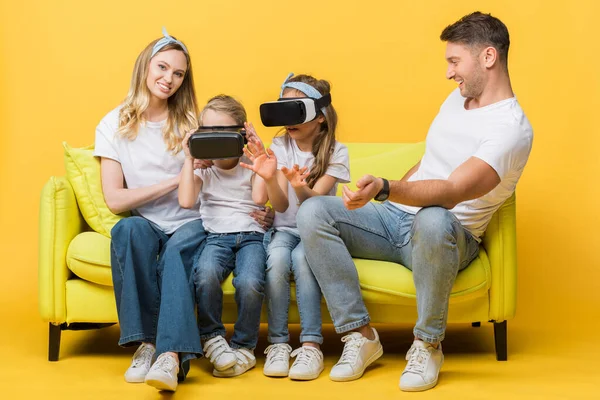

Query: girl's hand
left=249, top=206, right=275, bottom=230
left=182, top=129, right=196, bottom=159
left=241, top=139, right=278, bottom=181
left=281, top=164, right=309, bottom=188
left=244, top=122, right=265, bottom=153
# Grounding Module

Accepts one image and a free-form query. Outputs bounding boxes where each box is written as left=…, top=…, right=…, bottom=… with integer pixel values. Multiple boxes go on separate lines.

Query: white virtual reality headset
left=259, top=73, right=331, bottom=127
left=259, top=95, right=331, bottom=127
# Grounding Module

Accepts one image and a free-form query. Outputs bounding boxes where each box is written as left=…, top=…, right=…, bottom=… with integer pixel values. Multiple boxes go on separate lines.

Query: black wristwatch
left=374, top=178, right=390, bottom=202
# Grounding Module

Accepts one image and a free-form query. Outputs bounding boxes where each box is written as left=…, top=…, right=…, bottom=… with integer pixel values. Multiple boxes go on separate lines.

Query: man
left=296, top=11, right=533, bottom=392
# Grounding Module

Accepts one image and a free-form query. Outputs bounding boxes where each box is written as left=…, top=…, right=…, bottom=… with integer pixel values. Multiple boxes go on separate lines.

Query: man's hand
left=342, top=174, right=384, bottom=210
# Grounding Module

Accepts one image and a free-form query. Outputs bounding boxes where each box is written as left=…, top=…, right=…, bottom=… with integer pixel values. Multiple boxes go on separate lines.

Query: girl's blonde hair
left=279, top=74, right=338, bottom=188
left=199, top=94, right=247, bottom=126
left=117, top=38, right=199, bottom=154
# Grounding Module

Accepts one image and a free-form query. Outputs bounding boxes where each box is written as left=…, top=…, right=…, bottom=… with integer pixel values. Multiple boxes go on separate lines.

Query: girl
left=242, top=73, right=350, bottom=380
left=179, top=95, right=268, bottom=378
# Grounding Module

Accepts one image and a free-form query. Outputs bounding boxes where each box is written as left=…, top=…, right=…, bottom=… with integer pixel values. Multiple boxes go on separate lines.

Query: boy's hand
left=182, top=129, right=196, bottom=159
left=193, top=159, right=213, bottom=169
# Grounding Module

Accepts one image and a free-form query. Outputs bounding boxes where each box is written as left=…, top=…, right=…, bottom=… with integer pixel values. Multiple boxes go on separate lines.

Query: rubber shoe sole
left=145, top=376, right=177, bottom=392
left=289, top=364, right=324, bottom=381
left=329, top=345, right=383, bottom=382
left=213, top=358, right=257, bottom=378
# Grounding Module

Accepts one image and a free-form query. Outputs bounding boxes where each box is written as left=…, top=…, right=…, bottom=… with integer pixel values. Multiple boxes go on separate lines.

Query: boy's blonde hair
left=200, top=95, right=247, bottom=126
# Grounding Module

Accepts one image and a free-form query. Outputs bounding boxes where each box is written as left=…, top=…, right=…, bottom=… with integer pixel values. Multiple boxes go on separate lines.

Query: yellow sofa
left=39, top=142, right=516, bottom=361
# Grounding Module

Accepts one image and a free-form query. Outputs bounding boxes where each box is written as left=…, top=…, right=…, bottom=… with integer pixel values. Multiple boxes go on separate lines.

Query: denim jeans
left=296, top=197, right=480, bottom=343
left=194, top=232, right=266, bottom=350
left=110, top=217, right=206, bottom=368
left=264, top=229, right=323, bottom=345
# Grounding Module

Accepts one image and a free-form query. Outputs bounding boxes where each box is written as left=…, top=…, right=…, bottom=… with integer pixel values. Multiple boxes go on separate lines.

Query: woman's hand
left=281, top=164, right=309, bottom=188
left=250, top=206, right=275, bottom=230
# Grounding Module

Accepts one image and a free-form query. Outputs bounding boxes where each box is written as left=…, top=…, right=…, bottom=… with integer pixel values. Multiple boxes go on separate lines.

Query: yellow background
left=1, top=0, right=599, bottom=398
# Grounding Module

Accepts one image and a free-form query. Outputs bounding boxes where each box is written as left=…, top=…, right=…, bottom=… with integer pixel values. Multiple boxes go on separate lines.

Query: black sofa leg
left=49, top=323, right=63, bottom=362
left=471, top=322, right=481, bottom=327
left=494, top=321, right=507, bottom=361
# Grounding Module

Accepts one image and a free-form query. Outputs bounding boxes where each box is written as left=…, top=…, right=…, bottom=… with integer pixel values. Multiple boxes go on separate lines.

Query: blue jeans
left=296, top=197, right=480, bottom=343
left=264, top=230, right=323, bottom=344
left=194, top=232, right=266, bottom=350
left=110, top=217, right=206, bottom=368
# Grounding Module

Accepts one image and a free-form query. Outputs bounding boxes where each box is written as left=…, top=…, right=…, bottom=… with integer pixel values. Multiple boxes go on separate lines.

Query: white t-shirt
left=393, top=89, right=533, bottom=240
left=270, top=135, right=351, bottom=232
left=194, top=156, right=265, bottom=234
left=94, top=107, right=201, bottom=234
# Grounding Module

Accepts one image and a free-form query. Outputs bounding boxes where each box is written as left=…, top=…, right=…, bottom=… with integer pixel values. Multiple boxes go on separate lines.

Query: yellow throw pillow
left=63, top=142, right=129, bottom=237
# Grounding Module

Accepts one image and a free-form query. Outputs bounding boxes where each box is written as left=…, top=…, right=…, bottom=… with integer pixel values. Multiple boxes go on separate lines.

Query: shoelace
left=291, top=346, right=322, bottom=367
left=131, top=344, right=154, bottom=368
left=154, top=354, right=178, bottom=375
left=404, top=345, right=431, bottom=374
left=204, top=336, right=232, bottom=363
left=264, top=344, right=292, bottom=365
left=337, top=333, right=366, bottom=365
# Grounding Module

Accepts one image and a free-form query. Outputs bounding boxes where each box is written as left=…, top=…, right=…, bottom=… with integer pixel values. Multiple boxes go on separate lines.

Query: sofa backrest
left=341, top=142, right=426, bottom=193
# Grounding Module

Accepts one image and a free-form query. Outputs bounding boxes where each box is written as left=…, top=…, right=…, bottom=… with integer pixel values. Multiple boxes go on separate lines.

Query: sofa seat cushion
left=355, top=247, right=491, bottom=305
left=66, top=230, right=491, bottom=305
left=222, top=247, right=491, bottom=306
left=67, top=231, right=112, bottom=286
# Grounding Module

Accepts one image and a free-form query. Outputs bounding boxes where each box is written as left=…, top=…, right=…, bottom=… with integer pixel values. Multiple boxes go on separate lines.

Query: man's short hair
left=440, top=11, right=510, bottom=68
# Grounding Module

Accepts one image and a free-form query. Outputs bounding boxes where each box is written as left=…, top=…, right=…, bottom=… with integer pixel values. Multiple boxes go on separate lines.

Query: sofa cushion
left=65, top=230, right=490, bottom=303
left=355, top=249, right=491, bottom=305
left=63, top=142, right=128, bottom=238
left=67, top=231, right=112, bottom=286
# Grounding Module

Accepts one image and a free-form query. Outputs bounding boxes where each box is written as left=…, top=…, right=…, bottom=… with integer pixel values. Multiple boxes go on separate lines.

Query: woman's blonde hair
left=117, top=38, right=199, bottom=154
left=279, top=74, right=338, bottom=188
left=199, top=94, right=247, bottom=126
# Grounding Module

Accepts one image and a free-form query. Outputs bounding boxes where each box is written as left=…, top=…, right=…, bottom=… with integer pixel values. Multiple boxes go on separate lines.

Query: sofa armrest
left=481, top=193, right=517, bottom=322
left=38, top=176, right=86, bottom=323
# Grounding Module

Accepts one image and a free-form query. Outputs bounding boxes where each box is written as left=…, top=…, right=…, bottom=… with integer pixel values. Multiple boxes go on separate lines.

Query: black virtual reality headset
left=259, top=93, right=331, bottom=127
left=188, top=126, right=247, bottom=160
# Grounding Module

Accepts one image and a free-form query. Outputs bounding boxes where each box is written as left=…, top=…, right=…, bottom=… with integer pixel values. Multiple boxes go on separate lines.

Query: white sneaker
left=213, top=348, right=256, bottom=377
left=124, top=343, right=155, bottom=383
left=263, top=343, right=292, bottom=377
left=145, top=353, right=179, bottom=392
left=329, top=328, right=383, bottom=382
left=203, top=335, right=237, bottom=371
left=399, top=340, right=444, bottom=392
left=289, top=346, right=324, bottom=381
